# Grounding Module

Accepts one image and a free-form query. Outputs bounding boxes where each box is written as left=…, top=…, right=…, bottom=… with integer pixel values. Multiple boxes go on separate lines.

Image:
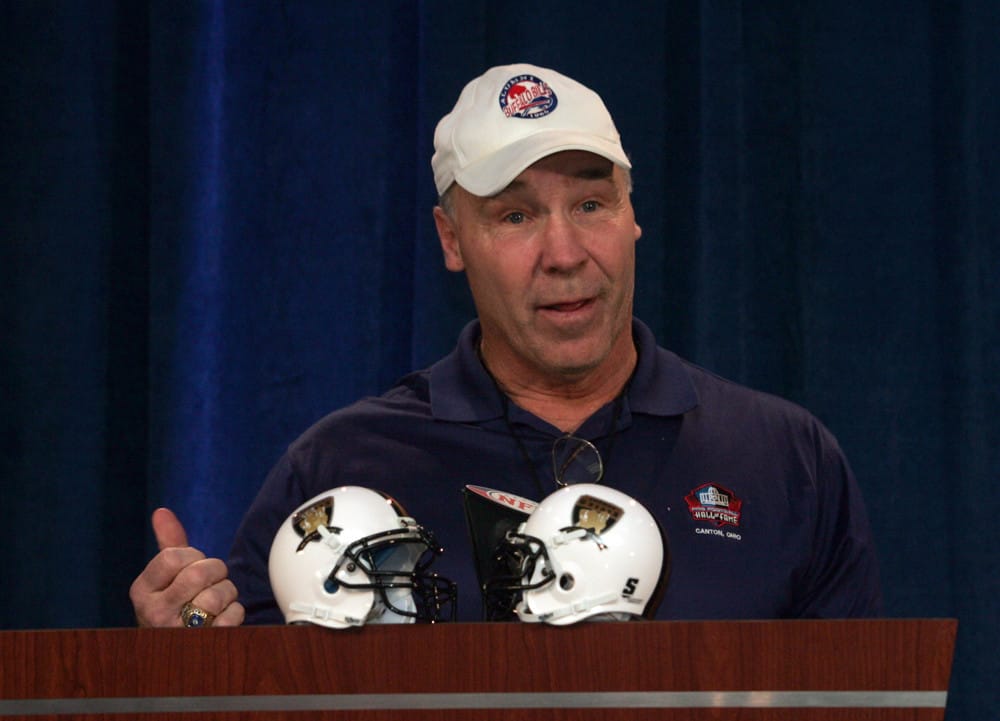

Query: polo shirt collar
left=628, top=319, right=699, bottom=416
left=429, top=318, right=698, bottom=423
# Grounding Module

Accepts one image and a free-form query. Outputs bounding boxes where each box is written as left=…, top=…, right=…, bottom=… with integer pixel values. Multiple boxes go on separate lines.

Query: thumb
left=151, top=507, right=190, bottom=550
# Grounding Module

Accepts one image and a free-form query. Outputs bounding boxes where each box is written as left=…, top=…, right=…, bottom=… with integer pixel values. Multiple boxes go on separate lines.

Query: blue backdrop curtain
left=2, top=2, right=997, bottom=719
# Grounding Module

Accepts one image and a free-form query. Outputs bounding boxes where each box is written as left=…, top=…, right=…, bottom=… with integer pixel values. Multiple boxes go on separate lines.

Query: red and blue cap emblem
left=498, top=74, right=558, bottom=119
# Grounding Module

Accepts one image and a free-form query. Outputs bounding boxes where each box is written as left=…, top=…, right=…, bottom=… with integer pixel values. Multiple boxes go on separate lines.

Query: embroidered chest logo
left=684, top=483, right=743, bottom=528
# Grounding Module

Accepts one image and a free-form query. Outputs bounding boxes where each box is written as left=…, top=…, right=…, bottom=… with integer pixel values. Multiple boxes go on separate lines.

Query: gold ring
left=180, top=602, right=215, bottom=628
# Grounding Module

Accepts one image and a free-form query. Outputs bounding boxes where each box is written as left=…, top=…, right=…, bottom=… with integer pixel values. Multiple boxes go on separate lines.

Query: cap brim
left=453, top=129, right=631, bottom=197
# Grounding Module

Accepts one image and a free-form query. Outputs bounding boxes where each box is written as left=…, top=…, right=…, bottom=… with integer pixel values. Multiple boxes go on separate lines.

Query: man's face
left=434, top=150, right=642, bottom=385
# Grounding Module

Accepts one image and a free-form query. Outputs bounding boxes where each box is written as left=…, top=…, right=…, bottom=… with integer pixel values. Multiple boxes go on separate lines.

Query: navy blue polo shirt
left=229, top=319, right=882, bottom=623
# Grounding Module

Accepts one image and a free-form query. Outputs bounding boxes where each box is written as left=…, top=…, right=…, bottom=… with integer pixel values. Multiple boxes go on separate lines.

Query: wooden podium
left=0, top=619, right=955, bottom=720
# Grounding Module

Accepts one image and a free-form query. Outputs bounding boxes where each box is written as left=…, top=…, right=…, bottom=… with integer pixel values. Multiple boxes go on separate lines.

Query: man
left=130, top=63, right=882, bottom=627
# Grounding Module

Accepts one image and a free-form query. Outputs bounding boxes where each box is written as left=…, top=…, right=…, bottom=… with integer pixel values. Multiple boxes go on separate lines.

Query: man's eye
left=504, top=211, right=526, bottom=224
left=581, top=200, right=600, bottom=212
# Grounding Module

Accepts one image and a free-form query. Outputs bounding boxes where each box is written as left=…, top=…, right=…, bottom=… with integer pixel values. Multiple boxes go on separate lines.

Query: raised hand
left=129, top=508, right=245, bottom=628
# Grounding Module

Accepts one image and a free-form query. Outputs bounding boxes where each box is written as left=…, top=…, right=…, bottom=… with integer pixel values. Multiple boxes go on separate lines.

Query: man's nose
left=538, top=213, right=588, bottom=273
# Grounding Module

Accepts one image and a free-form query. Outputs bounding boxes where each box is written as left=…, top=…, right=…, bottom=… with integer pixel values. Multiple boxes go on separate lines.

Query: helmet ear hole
left=558, top=573, right=575, bottom=591
left=323, top=578, right=341, bottom=595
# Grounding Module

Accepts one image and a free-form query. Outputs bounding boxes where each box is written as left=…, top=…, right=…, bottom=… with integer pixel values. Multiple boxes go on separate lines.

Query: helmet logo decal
left=685, top=483, right=743, bottom=528
left=291, top=495, right=339, bottom=551
left=498, top=74, right=558, bottom=119
left=572, top=494, right=623, bottom=536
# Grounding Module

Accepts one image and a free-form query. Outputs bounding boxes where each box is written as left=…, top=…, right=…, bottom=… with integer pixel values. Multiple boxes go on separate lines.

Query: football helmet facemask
left=485, top=483, right=668, bottom=625
left=268, top=486, right=457, bottom=628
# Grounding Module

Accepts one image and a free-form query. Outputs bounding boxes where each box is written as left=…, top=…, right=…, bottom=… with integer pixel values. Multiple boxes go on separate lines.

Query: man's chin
left=536, top=321, right=633, bottom=382
left=536, top=342, right=610, bottom=380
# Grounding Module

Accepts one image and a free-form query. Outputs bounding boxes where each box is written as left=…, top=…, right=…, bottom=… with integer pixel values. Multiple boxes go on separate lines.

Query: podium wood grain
left=0, top=619, right=956, bottom=720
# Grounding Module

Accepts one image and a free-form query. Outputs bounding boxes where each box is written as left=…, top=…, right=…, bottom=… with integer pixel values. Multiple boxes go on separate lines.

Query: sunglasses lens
left=552, top=436, right=603, bottom=486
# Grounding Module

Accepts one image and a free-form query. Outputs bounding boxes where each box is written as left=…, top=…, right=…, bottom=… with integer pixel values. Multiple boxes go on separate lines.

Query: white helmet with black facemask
left=268, top=486, right=456, bottom=628
left=486, top=483, right=668, bottom=625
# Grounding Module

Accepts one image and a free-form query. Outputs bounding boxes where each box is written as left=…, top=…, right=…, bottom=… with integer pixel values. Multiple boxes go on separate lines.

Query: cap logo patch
left=572, top=494, right=623, bottom=535
left=291, top=495, right=337, bottom=551
left=499, top=74, right=558, bottom=119
left=685, top=483, right=743, bottom=528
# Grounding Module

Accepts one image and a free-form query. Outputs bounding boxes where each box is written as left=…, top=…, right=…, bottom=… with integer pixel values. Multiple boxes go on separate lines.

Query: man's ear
left=433, top=206, right=465, bottom=272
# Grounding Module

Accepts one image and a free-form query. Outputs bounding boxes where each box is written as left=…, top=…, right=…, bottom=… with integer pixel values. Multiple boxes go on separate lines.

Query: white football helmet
left=268, top=486, right=456, bottom=628
left=486, top=483, right=668, bottom=625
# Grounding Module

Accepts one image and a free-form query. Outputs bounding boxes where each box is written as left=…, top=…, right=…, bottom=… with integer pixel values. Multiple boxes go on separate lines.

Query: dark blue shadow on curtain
left=145, top=1, right=427, bottom=562
left=1, top=0, right=150, bottom=628
left=1, top=2, right=997, bottom=720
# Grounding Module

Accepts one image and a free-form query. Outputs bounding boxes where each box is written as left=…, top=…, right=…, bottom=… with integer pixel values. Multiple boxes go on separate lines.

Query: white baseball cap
left=431, top=63, right=631, bottom=197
